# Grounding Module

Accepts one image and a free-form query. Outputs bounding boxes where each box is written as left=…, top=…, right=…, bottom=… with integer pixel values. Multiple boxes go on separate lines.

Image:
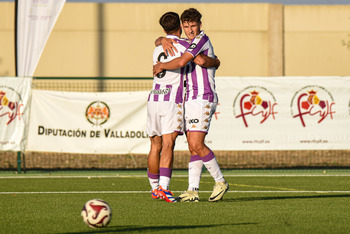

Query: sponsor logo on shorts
left=189, top=119, right=199, bottom=124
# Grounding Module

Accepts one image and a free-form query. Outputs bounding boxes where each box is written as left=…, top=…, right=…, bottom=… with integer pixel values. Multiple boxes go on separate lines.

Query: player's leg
left=188, top=154, right=203, bottom=192
left=187, top=131, right=229, bottom=202
left=187, top=131, right=224, bottom=182
left=176, top=132, right=202, bottom=202
left=187, top=131, right=225, bottom=183
left=146, top=100, right=163, bottom=199
left=186, top=99, right=229, bottom=201
left=158, top=132, right=178, bottom=189
left=158, top=132, right=178, bottom=203
left=176, top=153, right=201, bottom=202
left=156, top=100, right=183, bottom=203
left=147, top=135, right=162, bottom=199
left=176, top=100, right=204, bottom=202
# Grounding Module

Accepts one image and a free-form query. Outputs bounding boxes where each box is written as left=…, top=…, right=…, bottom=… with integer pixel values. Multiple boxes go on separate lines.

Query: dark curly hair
left=180, top=8, right=202, bottom=23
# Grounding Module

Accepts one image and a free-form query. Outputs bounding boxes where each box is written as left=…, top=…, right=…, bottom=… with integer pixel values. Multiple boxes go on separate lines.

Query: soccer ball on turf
left=81, top=199, right=112, bottom=228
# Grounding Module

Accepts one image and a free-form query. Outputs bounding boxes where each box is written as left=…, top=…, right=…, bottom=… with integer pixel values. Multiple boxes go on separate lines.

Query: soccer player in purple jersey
left=147, top=11, right=220, bottom=203
left=153, top=8, right=229, bottom=202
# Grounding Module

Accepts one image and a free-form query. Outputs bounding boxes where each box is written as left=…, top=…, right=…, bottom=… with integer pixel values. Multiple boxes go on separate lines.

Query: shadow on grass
left=66, top=222, right=256, bottom=233
left=223, top=194, right=350, bottom=202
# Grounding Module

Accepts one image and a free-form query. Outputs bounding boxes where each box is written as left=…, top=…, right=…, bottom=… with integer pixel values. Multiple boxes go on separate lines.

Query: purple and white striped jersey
left=184, top=31, right=218, bottom=103
left=148, top=35, right=190, bottom=104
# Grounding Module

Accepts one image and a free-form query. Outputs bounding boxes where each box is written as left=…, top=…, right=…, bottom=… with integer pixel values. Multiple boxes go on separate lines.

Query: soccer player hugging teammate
left=146, top=12, right=185, bottom=203
left=153, top=8, right=229, bottom=202
left=147, top=11, right=221, bottom=203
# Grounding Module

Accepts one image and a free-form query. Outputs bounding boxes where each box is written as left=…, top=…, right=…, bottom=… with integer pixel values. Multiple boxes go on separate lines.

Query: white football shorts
left=184, top=99, right=217, bottom=133
left=146, top=101, right=184, bottom=137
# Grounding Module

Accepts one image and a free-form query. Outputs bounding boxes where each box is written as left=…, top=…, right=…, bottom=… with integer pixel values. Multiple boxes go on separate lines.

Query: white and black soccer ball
left=81, top=199, right=112, bottom=228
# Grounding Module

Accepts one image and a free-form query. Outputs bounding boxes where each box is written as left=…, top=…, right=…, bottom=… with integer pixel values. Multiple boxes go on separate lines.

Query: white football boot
left=176, top=190, right=200, bottom=202
left=208, top=181, right=229, bottom=202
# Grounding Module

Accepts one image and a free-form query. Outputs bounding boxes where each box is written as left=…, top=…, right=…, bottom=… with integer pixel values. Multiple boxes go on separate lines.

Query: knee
left=188, top=141, right=204, bottom=154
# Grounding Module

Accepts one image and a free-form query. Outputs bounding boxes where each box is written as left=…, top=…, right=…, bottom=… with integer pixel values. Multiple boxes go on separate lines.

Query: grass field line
left=173, top=177, right=298, bottom=192
left=1, top=190, right=350, bottom=195
left=1, top=174, right=350, bottom=179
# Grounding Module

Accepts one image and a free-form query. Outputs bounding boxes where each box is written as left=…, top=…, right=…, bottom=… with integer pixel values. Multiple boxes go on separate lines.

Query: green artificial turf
left=0, top=170, right=349, bottom=234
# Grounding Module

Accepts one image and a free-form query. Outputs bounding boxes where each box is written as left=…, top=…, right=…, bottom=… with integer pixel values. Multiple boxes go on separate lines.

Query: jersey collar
left=166, top=34, right=180, bottom=40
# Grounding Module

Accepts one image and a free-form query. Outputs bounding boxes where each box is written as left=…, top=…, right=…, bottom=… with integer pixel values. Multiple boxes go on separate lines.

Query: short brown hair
left=159, top=12, right=181, bottom=34
left=180, top=8, right=202, bottom=23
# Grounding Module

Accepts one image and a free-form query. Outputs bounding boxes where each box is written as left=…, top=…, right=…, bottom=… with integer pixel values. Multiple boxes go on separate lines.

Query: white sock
left=159, top=167, right=172, bottom=190
left=188, top=155, right=202, bottom=191
left=202, top=150, right=225, bottom=183
left=147, top=170, right=159, bottom=190
left=159, top=176, right=171, bottom=190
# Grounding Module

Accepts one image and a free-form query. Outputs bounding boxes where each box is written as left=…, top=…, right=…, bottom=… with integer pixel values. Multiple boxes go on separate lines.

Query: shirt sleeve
left=184, top=32, right=210, bottom=58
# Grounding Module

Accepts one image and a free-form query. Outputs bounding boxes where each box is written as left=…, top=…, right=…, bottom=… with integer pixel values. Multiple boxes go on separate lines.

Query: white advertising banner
left=26, top=90, right=150, bottom=154
left=26, top=77, right=350, bottom=154
left=174, top=76, right=350, bottom=151
left=0, top=77, right=32, bottom=151
left=16, top=0, right=66, bottom=76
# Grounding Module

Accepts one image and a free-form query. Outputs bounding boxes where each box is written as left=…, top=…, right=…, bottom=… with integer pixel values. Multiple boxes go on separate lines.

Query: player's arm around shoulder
left=153, top=52, right=193, bottom=76
left=155, top=37, right=178, bottom=56
left=193, top=55, right=220, bottom=69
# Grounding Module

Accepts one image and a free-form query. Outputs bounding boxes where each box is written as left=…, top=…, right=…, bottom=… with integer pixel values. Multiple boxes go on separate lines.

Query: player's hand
left=161, top=38, right=178, bottom=56
left=215, top=56, right=221, bottom=70
left=193, top=54, right=206, bottom=66
left=153, top=61, right=163, bottom=76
